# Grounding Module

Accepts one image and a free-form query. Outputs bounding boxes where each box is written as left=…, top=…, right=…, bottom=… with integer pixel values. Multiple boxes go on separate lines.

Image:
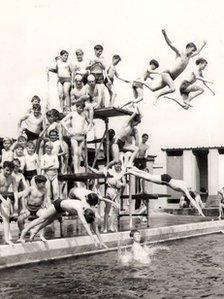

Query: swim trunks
left=179, top=80, right=192, bottom=96
left=58, top=77, right=71, bottom=84
left=113, top=138, right=125, bottom=151
left=24, top=170, right=37, bottom=182
left=163, top=70, right=176, bottom=81
left=24, top=129, right=39, bottom=141
left=134, top=159, right=147, bottom=170
left=104, top=77, right=114, bottom=85
left=161, top=174, right=172, bottom=183
left=53, top=198, right=64, bottom=214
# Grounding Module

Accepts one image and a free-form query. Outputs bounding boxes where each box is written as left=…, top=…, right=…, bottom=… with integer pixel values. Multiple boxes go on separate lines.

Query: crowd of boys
left=0, top=29, right=215, bottom=246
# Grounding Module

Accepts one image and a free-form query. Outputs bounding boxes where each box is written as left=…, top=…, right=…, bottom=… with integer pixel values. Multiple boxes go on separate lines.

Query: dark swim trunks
left=179, top=80, right=192, bottom=96
left=161, top=174, right=172, bottom=184
left=113, top=138, right=125, bottom=151
left=24, top=129, right=39, bottom=141
left=104, top=77, right=114, bottom=85
left=24, top=170, right=37, bottom=182
left=163, top=70, right=176, bottom=81
left=53, top=198, right=64, bottom=214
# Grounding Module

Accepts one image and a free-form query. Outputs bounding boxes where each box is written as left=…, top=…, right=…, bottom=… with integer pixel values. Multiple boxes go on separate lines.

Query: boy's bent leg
left=155, top=73, right=175, bottom=100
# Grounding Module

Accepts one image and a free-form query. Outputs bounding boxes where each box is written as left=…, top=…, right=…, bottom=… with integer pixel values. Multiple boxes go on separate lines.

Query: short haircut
left=51, top=109, right=60, bottom=119
left=35, top=174, right=47, bottom=184
left=84, top=208, right=95, bottom=224
left=94, top=44, right=103, bottom=51
left=14, top=143, right=24, bottom=150
left=3, top=161, right=14, bottom=171
left=27, top=141, right=35, bottom=148
left=13, top=158, right=21, bottom=165
left=18, top=135, right=27, bottom=142
left=76, top=102, right=85, bottom=109
left=31, top=95, right=41, bottom=103
left=49, top=129, right=58, bottom=135
left=150, top=59, right=159, bottom=68
left=3, top=137, right=12, bottom=144
left=63, top=106, right=71, bottom=113
left=75, top=49, right=83, bottom=55
left=74, top=74, right=83, bottom=81
left=130, top=229, right=140, bottom=238
left=87, top=74, right=96, bottom=82
left=60, top=50, right=69, bottom=56
left=86, top=193, right=99, bottom=206
left=113, top=54, right=121, bottom=61
left=108, top=129, right=115, bottom=139
left=186, top=42, right=197, bottom=51
left=196, top=58, right=207, bottom=65
left=33, top=104, right=41, bottom=111
left=142, top=133, right=149, bottom=138
left=45, top=141, right=53, bottom=149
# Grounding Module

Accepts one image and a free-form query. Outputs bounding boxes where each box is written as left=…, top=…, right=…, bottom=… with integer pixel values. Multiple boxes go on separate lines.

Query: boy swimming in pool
left=118, top=229, right=150, bottom=264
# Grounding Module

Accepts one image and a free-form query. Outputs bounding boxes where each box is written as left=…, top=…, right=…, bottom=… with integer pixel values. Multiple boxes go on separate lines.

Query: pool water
left=0, top=234, right=224, bottom=298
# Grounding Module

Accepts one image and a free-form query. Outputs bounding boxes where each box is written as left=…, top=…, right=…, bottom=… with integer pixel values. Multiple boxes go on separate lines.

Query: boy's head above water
left=130, top=229, right=141, bottom=243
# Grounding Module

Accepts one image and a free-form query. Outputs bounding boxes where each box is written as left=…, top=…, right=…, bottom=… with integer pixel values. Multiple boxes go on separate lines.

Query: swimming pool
left=0, top=234, right=223, bottom=298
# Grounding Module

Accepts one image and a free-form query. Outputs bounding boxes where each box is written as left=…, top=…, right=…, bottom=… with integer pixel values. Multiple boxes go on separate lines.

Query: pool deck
left=0, top=211, right=224, bottom=269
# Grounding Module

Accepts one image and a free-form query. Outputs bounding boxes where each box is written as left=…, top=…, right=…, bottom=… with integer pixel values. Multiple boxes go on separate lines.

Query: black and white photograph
left=0, top=0, right=223, bottom=298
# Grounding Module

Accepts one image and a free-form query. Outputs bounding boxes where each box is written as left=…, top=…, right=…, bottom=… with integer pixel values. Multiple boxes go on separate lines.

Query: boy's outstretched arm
left=162, top=29, right=180, bottom=56
left=203, top=82, right=215, bottom=95
left=191, top=40, right=207, bottom=57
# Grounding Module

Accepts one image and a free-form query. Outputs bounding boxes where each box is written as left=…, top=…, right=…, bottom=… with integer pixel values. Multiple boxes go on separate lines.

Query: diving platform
left=58, top=172, right=110, bottom=182
left=93, top=107, right=133, bottom=119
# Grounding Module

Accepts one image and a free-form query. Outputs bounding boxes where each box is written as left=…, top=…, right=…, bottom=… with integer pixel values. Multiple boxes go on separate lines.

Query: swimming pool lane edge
left=0, top=219, right=224, bottom=270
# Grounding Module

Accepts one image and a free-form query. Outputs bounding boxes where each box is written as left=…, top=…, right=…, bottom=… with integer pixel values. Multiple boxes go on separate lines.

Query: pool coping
left=0, top=219, right=224, bottom=270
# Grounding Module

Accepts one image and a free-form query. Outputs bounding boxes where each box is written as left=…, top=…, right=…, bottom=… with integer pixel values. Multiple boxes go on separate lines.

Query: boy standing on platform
left=60, top=102, right=92, bottom=173
left=105, top=55, right=130, bottom=106
left=87, top=45, right=107, bottom=105
left=18, top=104, right=43, bottom=142
left=40, top=142, right=59, bottom=201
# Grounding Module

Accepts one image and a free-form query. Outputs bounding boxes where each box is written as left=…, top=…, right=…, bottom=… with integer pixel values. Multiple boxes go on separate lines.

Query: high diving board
left=121, top=193, right=171, bottom=200
left=58, top=172, right=111, bottom=182
left=93, top=107, right=133, bottom=119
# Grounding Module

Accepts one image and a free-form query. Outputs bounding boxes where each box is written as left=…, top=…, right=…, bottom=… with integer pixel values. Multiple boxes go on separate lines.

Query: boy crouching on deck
left=18, top=175, right=51, bottom=242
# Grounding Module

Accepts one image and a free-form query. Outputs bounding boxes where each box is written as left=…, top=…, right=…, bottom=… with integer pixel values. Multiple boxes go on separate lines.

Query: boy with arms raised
left=145, top=29, right=207, bottom=103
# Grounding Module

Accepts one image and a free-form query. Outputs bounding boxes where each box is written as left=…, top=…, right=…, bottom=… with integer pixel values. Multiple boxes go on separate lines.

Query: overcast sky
left=1, top=0, right=224, bottom=164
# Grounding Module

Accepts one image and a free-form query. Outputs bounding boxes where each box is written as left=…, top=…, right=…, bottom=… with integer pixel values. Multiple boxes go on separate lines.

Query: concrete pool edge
left=0, top=219, right=224, bottom=270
